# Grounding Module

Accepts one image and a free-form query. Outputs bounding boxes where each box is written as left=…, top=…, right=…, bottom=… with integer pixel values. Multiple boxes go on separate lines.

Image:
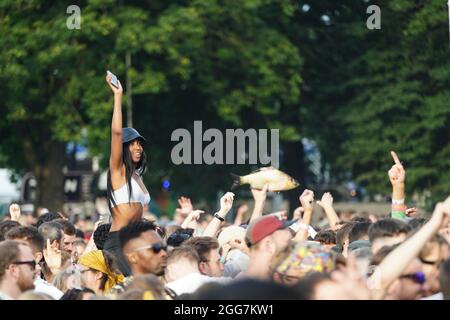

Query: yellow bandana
left=78, top=250, right=124, bottom=293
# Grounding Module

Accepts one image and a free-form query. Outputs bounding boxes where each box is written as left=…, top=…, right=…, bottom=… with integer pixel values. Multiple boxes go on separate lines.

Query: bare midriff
left=110, top=203, right=143, bottom=231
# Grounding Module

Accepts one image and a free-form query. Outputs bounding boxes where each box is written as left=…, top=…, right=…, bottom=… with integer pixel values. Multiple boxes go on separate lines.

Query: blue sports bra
left=110, top=177, right=150, bottom=208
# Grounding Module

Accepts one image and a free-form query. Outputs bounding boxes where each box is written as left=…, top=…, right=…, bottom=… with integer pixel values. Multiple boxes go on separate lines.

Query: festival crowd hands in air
left=1, top=151, right=449, bottom=300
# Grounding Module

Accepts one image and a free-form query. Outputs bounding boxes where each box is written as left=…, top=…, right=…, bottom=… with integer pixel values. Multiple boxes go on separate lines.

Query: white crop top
left=110, top=178, right=150, bottom=207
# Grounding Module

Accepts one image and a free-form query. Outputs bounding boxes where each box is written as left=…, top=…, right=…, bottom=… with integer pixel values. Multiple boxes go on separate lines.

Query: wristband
left=392, top=198, right=405, bottom=205
left=391, top=203, right=406, bottom=211
left=392, top=211, right=407, bottom=220
left=289, top=221, right=301, bottom=233
left=295, top=223, right=317, bottom=239
left=214, top=213, right=225, bottom=221
left=308, top=226, right=317, bottom=239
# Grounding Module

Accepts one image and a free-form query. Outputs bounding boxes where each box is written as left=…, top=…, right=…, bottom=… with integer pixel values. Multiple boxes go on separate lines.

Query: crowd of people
left=1, top=75, right=449, bottom=301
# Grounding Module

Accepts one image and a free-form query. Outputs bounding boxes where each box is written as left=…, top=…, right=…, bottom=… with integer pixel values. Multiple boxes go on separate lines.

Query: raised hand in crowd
left=388, top=150, right=405, bottom=186
left=431, top=197, right=450, bottom=229
left=9, top=203, right=21, bottom=222
left=176, top=196, right=193, bottom=216
left=173, top=196, right=194, bottom=225
left=294, top=189, right=315, bottom=242
left=317, top=192, right=333, bottom=209
left=249, top=184, right=269, bottom=223
left=292, top=206, right=304, bottom=221
left=43, top=239, right=62, bottom=280
left=106, top=73, right=123, bottom=96
left=388, top=151, right=407, bottom=219
left=181, top=210, right=205, bottom=230
left=299, top=189, right=314, bottom=212
left=233, top=204, right=249, bottom=226
left=220, top=192, right=235, bottom=213
left=203, top=192, right=235, bottom=237
left=317, top=192, right=340, bottom=229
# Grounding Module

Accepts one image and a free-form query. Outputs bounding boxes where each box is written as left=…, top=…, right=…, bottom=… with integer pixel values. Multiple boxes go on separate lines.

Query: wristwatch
left=214, top=213, right=225, bottom=221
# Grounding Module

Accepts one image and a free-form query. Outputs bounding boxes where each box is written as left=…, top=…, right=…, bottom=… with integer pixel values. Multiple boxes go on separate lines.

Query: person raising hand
left=388, top=151, right=407, bottom=220
left=103, top=72, right=150, bottom=276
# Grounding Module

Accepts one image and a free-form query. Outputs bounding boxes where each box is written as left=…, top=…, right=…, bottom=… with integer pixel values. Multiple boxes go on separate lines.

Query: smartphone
left=106, top=70, right=119, bottom=89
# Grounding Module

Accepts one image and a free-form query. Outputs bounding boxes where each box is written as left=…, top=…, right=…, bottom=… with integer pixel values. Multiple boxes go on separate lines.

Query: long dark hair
left=107, top=139, right=147, bottom=211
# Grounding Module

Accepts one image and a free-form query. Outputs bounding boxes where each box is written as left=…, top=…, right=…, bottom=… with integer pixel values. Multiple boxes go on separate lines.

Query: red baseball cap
left=245, top=215, right=292, bottom=247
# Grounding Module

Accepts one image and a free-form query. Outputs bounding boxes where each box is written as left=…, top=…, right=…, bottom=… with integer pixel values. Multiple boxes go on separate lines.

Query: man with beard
left=53, top=219, right=77, bottom=254
left=0, top=240, right=36, bottom=299
left=237, top=215, right=293, bottom=280
left=5, top=226, right=63, bottom=299
left=120, top=220, right=167, bottom=276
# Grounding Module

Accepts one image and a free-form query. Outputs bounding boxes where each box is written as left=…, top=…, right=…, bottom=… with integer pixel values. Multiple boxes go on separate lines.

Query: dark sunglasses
left=399, top=271, right=426, bottom=284
left=12, top=260, right=36, bottom=270
left=132, top=243, right=167, bottom=254
left=419, top=257, right=441, bottom=267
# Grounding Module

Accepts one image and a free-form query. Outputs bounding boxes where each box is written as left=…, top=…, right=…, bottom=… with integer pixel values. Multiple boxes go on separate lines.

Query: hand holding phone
left=106, top=70, right=119, bottom=89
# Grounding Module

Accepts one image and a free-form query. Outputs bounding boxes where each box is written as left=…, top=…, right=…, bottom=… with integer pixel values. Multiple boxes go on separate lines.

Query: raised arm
left=9, top=203, right=22, bottom=223
left=181, top=210, right=205, bottom=230
left=293, top=189, right=314, bottom=242
left=249, top=184, right=269, bottom=223
left=203, top=192, right=234, bottom=238
left=107, top=74, right=124, bottom=173
left=388, top=151, right=406, bottom=219
left=43, top=239, right=62, bottom=282
left=233, top=204, right=249, bottom=226
left=369, top=197, right=450, bottom=299
left=317, top=192, right=340, bottom=229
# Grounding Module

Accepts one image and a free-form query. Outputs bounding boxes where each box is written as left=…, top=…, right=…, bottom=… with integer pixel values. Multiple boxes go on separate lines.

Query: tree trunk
left=32, top=141, right=66, bottom=213
left=23, top=135, right=66, bottom=212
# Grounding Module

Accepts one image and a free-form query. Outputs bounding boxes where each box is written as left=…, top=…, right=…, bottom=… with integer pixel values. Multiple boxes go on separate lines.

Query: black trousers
left=103, top=231, right=132, bottom=277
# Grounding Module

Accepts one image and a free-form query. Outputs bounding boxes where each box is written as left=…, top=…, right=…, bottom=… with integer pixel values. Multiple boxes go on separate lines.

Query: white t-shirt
left=166, top=272, right=231, bottom=296
left=34, top=277, right=63, bottom=300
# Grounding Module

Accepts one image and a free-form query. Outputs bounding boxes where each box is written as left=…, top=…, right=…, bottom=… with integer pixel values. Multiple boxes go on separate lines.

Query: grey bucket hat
left=122, top=127, right=146, bottom=144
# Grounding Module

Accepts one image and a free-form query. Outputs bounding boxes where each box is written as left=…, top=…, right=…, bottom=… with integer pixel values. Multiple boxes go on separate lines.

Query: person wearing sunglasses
left=0, top=240, right=36, bottom=300
left=367, top=197, right=450, bottom=300
left=370, top=244, right=428, bottom=300
left=120, top=220, right=168, bottom=277
left=4, top=225, right=64, bottom=300
left=419, top=234, right=450, bottom=299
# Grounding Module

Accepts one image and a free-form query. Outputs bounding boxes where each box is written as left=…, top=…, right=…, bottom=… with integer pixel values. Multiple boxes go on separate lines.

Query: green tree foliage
left=0, top=0, right=303, bottom=211
left=295, top=0, right=450, bottom=206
